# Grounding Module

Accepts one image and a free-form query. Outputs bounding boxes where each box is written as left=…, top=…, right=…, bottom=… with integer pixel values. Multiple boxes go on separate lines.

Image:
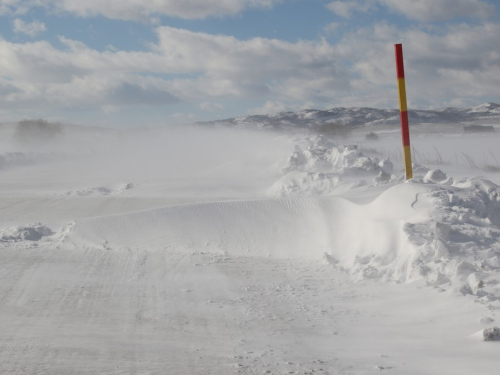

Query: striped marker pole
left=395, top=43, right=413, bottom=180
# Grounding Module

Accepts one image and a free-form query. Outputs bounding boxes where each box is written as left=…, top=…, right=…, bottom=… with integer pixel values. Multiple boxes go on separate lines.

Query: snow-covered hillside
left=200, top=102, right=500, bottom=131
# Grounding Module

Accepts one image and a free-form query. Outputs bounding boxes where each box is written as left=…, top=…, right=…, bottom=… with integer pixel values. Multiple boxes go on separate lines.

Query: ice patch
left=467, top=273, right=485, bottom=295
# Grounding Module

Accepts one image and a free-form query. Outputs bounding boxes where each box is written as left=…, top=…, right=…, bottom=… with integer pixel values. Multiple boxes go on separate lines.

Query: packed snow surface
left=1, top=124, right=500, bottom=374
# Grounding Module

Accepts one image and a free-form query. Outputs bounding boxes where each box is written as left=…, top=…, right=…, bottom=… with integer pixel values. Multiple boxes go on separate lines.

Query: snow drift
left=4, top=129, right=500, bottom=305
left=65, top=194, right=412, bottom=264
left=63, top=181, right=422, bottom=283
left=55, top=173, right=500, bottom=305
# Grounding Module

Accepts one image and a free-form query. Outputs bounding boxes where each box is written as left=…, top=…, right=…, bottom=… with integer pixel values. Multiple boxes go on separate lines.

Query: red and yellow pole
left=395, top=44, right=413, bottom=180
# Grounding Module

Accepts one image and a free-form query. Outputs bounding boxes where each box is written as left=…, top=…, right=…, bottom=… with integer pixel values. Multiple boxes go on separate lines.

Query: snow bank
left=324, top=175, right=500, bottom=295
left=269, top=135, right=397, bottom=197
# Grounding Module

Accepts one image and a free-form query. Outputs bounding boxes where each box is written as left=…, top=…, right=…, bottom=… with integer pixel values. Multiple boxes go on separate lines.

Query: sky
left=0, top=0, right=499, bottom=127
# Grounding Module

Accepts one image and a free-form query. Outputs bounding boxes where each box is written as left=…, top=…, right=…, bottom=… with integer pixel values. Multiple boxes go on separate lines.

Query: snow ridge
left=200, top=103, right=500, bottom=131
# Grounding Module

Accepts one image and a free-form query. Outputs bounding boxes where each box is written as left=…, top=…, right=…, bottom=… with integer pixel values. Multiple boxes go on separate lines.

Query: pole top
left=394, top=44, right=405, bottom=79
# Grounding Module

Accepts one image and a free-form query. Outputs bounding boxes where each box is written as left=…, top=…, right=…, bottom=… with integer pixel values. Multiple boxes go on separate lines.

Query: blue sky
left=0, top=0, right=499, bottom=126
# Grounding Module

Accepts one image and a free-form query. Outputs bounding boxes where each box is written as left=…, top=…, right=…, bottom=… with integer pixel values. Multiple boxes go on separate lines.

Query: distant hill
left=198, top=103, right=500, bottom=131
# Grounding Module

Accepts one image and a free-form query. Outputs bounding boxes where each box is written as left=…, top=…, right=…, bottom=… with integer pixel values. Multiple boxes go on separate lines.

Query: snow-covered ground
left=1, top=121, right=500, bottom=374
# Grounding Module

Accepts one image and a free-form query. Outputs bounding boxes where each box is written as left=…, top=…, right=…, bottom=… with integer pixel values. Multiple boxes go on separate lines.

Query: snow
left=269, top=135, right=397, bottom=197
left=482, top=327, right=500, bottom=341
left=1, top=120, right=500, bottom=374
left=0, top=223, right=53, bottom=242
left=423, top=168, right=448, bottom=183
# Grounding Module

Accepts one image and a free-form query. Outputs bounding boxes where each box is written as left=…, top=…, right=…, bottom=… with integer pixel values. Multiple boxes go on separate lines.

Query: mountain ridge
left=198, top=102, right=500, bottom=131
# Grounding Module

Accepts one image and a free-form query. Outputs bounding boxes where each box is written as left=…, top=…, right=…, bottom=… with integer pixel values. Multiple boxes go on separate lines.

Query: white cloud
left=3, top=0, right=496, bottom=23
left=0, top=23, right=499, bottom=115
left=248, top=100, right=311, bottom=115
left=0, top=37, right=180, bottom=110
left=170, top=112, right=200, bottom=124
left=154, top=26, right=350, bottom=101
left=101, top=104, right=120, bottom=114
left=155, top=27, right=333, bottom=75
left=323, top=22, right=341, bottom=35
left=379, top=0, right=495, bottom=22
left=332, top=22, right=500, bottom=108
left=3, top=0, right=282, bottom=21
left=200, top=102, right=224, bottom=111
left=0, top=27, right=348, bottom=112
left=327, top=0, right=495, bottom=22
left=13, top=18, right=47, bottom=37
left=326, top=1, right=372, bottom=18
left=0, top=0, right=28, bottom=15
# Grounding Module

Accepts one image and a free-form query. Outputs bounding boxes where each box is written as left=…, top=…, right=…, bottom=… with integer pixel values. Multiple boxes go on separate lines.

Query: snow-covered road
left=0, top=243, right=495, bottom=374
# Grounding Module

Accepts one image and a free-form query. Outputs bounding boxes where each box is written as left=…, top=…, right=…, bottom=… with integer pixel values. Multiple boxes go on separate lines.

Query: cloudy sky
left=0, top=0, right=499, bottom=126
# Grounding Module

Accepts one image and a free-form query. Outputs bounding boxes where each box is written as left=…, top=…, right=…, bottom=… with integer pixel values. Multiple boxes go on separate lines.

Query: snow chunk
left=424, top=169, right=447, bottom=183
left=482, top=327, right=500, bottom=341
left=0, top=223, right=53, bottom=242
left=413, top=163, right=429, bottom=174
left=467, top=273, right=484, bottom=295
left=62, top=183, right=135, bottom=197
left=378, top=158, right=393, bottom=174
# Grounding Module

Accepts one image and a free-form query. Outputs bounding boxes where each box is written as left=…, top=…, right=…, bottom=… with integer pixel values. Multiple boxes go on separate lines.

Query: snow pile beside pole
left=327, top=176, right=500, bottom=306
left=268, top=134, right=398, bottom=197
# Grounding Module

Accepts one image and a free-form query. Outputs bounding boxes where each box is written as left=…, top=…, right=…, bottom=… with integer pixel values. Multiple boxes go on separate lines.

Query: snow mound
left=73, top=186, right=113, bottom=196
left=62, top=183, right=134, bottom=197
left=0, top=223, right=53, bottom=242
left=337, top=178, right=500, bottom=288
left=424, top=169, right=447, bottom=183
left=269, top=135, right=397, bottom=197
left=413, top=163, right=429, bottom=175
left=482, top=327, right=500, bottom=341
